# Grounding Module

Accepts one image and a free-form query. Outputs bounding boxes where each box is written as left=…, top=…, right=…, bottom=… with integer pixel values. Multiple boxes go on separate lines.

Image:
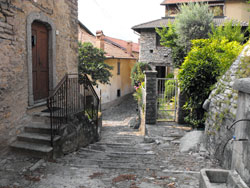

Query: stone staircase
left=11, top=109, right=60, bottom=159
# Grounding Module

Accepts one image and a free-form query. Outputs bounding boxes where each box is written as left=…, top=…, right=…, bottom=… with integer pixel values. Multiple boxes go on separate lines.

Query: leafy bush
left=156, top=23, right=186, bottom=68
left=166, top=73, right=174, bottom=78
left=178, top=38, right=242, bottom=127
left=78, top=42, right=113, bottom=86
left=131, top=62, right=151, bottom=87
left=164, top=80, right=176, bottom=100
left=175, top=3, right=214, bottom=52
left=156, top=3, right=213, bottom=67
left=209, top=21, right=245, bottom=43
left=133, top=83, right=143, bottom=107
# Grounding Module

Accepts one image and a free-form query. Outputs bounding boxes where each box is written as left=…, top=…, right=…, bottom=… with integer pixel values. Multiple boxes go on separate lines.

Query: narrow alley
left=0, top=95, right=220, bottom=188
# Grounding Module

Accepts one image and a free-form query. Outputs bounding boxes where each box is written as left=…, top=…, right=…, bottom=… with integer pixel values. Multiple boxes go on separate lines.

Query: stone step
left=17, top=132, right=60, bottom=146
left=24, top=122, right=52, bottom=134
left=11, top=141, right=53, bottom=159
left=87, top=145, right=146, bottom=153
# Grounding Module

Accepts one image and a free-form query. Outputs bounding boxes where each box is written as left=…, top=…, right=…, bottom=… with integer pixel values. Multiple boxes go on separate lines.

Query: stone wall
left=56, top=113, right=102, bottom=156
left=0, top=0, right=78, bottom=152
left=231, top=78, right=250, bottom=186
left=204, top=44, right=250, bottom=168
left=139, top=31, right=172, bottom=68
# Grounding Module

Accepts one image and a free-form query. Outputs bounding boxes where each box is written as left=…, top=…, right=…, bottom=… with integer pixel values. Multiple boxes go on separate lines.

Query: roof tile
left=78, top=26, right=136, bottom=59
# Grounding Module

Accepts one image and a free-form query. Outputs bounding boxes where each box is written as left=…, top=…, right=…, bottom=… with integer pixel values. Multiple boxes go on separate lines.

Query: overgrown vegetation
left=131, top=62, right=150, bottom=109
left=78, top=42, right=113, bottom=86
left=156, top=2, right=247, bottom=128
left=156, top=2, right=213, bottom=68
left=178, top=27, right=243, bottom=127
left=131, top=62, right=151, bottom=87
left=174, top=3, right=214, bottom=52
left=164, top=80, right=176, bottom=100
left=209, top=21, right=245, bottom=43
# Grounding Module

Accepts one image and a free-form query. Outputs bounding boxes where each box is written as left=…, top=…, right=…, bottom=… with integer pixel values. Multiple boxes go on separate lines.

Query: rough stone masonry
left=0, top=0, right=78, bottom=152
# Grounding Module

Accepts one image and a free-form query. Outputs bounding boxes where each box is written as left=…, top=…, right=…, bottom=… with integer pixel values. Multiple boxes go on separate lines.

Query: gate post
left=145, top=71, right=157, bottom=124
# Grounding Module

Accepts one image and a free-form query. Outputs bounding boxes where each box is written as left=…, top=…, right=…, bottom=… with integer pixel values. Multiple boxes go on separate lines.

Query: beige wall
left=0, top=0, right=78, bottom=151
left=225, top=0, right=250, bottom=22
left=94, top=59, right=136, bottom=106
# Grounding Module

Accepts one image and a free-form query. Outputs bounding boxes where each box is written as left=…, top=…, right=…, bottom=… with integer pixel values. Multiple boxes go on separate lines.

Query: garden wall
left=204, top=44, right=250, bottom=168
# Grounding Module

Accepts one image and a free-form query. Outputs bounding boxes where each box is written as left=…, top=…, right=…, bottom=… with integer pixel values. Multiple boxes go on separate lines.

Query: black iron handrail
left=47, top=73, right=100, bottom=146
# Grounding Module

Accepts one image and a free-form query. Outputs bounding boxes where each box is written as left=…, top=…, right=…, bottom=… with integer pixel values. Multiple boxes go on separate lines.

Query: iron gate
left=157, top=78, right=178, bottom=121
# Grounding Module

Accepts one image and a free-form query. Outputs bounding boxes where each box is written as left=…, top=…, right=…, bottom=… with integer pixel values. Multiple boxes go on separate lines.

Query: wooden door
left=32, top=21, right=49, bottom=101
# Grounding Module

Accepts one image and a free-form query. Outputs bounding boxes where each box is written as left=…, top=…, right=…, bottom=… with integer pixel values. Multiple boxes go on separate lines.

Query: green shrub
left=164, top=80, right=176, bottom=100
left=178, top=38, right=242, bottom=127
left=78, top=42, right=113, bottom=86
left=166, top=73, right=174, bottom=78
left=175, top=2, right=214, bottom=52
left=156, top=3, right=213, bottom=67
left=209, top=21, right=245, bottom=43
left=131, top=62, right=151, bottom=87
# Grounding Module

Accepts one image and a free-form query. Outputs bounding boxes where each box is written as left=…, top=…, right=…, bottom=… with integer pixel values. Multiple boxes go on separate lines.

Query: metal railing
left=47, top=73, right=100, bottom=146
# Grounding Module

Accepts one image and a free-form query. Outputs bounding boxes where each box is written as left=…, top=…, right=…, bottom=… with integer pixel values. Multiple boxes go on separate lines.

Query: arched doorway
left=32, top=21, right=49, bottom=101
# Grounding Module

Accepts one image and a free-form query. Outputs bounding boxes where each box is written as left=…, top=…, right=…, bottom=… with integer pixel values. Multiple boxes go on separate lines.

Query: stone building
left=78, top=22, right=138, bottom=109
left=0, top=0, right=78, bottom=153
left=132, top=20, right=173, bottom=78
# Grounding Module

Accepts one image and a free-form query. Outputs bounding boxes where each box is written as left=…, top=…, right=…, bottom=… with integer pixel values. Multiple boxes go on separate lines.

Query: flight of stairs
left=11, top=111, right=61, bottom=159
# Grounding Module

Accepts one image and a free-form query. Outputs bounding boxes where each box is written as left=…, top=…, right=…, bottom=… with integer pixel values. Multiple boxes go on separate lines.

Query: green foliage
left=166, top=73, right=174, bottom=78
left=209, top=21, right=245, bottom=43
left=78, top=42, right=113, bottom=86
left=133, top=83, right=144, bottom=107
left=175, top=3, right=214, bottom=52
left=131, top=62, right=151, bottom=87
left=164, top=80, right=176, bottom=100
left=156, top=3, right=213, bottom=67
left=237, top=55, right=250, bottom=78
left=156, top=22, right=177, bottom=49
left=178, top=38, right=242, bottom=127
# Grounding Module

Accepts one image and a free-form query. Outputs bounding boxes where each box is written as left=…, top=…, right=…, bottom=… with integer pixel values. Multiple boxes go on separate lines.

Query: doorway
left=32, top=21, right=49, bottom=102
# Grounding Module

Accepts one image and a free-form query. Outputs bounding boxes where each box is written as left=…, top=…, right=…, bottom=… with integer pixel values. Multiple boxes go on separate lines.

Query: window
left=117, top=89, right=121, bottom=97
left=117, top=62, right=120, bottom=75
left=210, top=5, right=224, bottom=17
left=156, top=33, right=163, bottom=47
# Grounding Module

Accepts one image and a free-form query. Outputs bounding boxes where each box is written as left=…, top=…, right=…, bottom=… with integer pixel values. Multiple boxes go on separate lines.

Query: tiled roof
left=132, top=17, right=248, bottom=33
left=161, top=0, right=224, bottom=5
left=104, top=36, right=139, bottom=53
left=78, top=27, right=136, bottom=59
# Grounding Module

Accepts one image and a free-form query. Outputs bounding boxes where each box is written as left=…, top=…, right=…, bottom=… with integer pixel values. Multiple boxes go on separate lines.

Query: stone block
left=0, top=20, right=12, bottom=30
left=0, top=32, right=13, bottom=40
left=6, top=16, right=14, bottom=26
left=233, top=78, right=250, bottom=94
left=2, top=9, right=14, bottom=17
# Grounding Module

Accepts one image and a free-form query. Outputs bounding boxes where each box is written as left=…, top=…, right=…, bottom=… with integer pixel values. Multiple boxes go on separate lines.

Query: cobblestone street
left=0, top=95, right=220, bottom=188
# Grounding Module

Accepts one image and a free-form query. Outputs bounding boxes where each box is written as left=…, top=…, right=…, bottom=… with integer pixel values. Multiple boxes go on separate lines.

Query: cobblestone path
left=0, top=95, right=220, bottom=188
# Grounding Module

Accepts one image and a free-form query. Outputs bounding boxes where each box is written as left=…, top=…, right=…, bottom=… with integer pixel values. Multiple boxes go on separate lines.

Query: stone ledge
left=233, top=78, right=250, bottom=94
left=144, top=70, right=157, bottom=75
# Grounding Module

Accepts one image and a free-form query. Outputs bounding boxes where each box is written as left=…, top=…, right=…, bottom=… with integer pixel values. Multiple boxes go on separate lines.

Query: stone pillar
left=145, top=71, right=157, bottom=124
left=231, top=78, right=250, bottom=185
left=176, top=91, right=187, bottom=124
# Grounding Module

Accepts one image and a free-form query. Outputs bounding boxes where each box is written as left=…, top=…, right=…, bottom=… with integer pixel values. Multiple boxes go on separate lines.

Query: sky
left=78, top=0, right=164, bottom=43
